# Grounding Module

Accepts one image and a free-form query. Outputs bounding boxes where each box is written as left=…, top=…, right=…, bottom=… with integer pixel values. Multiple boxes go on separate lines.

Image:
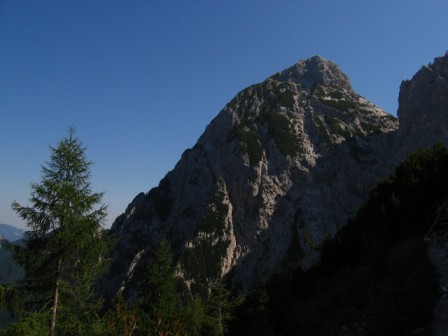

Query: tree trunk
left=50, top=258, right=62, bottom=336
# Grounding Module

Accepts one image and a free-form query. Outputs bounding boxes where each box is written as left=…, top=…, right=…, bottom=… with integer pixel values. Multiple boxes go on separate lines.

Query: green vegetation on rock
left=311, top=85, right=326, bottom=97
left=320, top=98, right=358, bottom=112
left=266, top=110, right=302, bottom=156
left=328, top=90, right=344, bottom=100
left=312, top=85, right=359, bottom=112
left=360, top=121, right=383, bottom=134
left=236, top=126, right=263, bottom=166
left=324, top=114, right=353, bottom=140
left=279, top=90, right=296, bottom=109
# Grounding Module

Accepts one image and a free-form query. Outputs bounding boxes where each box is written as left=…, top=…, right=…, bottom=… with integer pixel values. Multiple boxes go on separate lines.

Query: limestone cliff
left=104, top=53, right=448, bottom=299
left=396, top=51, right=448, bottom=159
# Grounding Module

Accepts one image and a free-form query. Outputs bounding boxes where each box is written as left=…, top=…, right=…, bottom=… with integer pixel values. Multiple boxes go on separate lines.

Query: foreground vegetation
left=0, top=128, right=234, bottom=336
left=1, top=128, right=446, bottom=335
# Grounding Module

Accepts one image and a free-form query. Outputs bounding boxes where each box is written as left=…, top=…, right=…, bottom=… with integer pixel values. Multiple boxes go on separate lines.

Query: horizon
left=1, top=1, right=448, bottom=230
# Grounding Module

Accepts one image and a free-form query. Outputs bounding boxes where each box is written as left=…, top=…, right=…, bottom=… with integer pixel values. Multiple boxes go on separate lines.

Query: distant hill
left=0, top=224, right=24, bottom=285
left=0, top=224, right=24, bottom=242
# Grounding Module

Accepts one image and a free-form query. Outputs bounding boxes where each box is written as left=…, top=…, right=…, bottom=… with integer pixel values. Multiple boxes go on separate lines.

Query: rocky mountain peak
left=277, top=55, right=353, bottom=92
left=103, top=55, right=403, bottom=299
left=397, top=51, right=448, bottom=150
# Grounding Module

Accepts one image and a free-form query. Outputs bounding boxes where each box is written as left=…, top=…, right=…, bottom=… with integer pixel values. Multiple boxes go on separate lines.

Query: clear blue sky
left=1, top=0, right=447, bottom=229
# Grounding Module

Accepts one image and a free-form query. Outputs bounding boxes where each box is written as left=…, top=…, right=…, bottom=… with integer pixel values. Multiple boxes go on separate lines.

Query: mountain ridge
left=0, top=224, right=24, bottom=242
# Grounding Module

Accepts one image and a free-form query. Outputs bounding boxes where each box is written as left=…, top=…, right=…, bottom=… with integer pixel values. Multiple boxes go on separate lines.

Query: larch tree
left=203, top=280, right=234, bottom=336
left=8, top=127, right=110, bottom=336
left=139, top=239, right=185, bottom=336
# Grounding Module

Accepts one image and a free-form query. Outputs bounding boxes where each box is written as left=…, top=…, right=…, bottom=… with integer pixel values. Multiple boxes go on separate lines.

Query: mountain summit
left=277, top=55, right=353, bottom=91
left=104, top=53, right=448, bottom=299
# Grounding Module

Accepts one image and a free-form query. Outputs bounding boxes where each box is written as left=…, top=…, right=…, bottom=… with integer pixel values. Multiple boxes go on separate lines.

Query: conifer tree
left=8, top=127, right=110, bottom=336
left=104, top=295, right=139, bottom=336
left=139, top=239, right=184, bottom=335
left=204, top=280, right=234, bottom=336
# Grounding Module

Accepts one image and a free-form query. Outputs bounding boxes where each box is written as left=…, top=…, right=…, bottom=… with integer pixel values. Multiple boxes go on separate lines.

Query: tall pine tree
left=8, top=127, right=110, bottom=336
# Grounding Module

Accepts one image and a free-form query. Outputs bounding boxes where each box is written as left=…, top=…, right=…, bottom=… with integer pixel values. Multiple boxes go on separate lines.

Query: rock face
left=105, top=53, right=448, bottom=299
left=396, top=51, right=448, bottom=158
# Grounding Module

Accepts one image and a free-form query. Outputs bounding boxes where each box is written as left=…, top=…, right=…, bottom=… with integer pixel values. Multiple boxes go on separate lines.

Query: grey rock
left=277, top=55, right=353, bottom=91
left=396, top=52, right=448, bottom=160
left=104, top=53, right=448, bottom=299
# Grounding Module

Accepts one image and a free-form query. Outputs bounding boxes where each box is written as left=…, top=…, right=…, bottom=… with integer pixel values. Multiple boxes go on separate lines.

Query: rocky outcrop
left=104, top=52, right=448, bottom=299
left=396, top=52, right=448, bottom=160
left=398, top=52, right=448, bottom=135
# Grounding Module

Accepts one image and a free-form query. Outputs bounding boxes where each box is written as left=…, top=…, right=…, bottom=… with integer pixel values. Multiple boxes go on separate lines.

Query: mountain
left=104, top=52, right=448, bottom=299
left=396, top=52, right=448, bottom=157
left=0, top=224, right=24, bottom=242
left=0, top=224, right=24, bottom=285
